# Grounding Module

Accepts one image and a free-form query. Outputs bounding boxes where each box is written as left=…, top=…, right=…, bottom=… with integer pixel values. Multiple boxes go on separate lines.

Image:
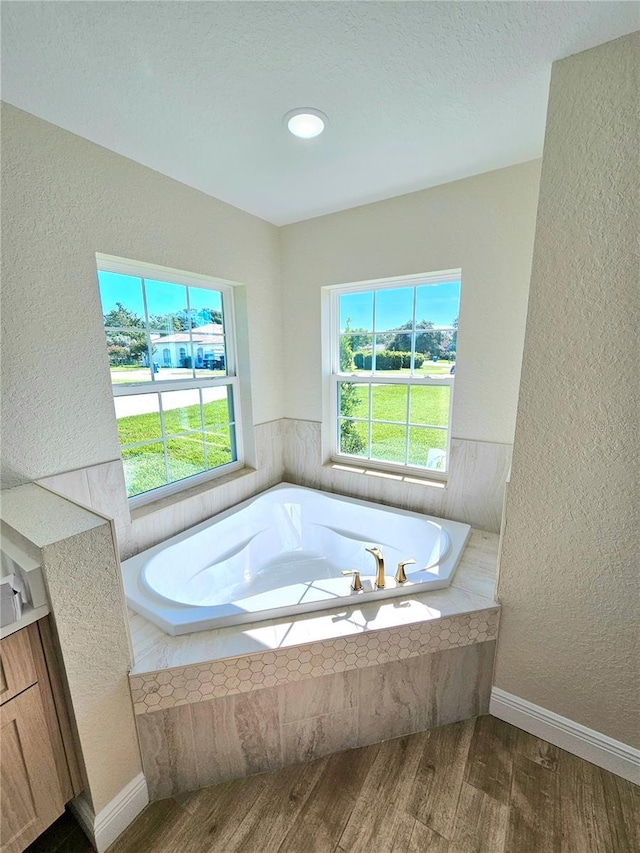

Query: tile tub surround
left=281, top=419, right=513, bottom=534
left=136, top=641, right=496, bottom=800
left=36, top=418, right=510, bottom=566
left=37, top=420, right=284, bottom=561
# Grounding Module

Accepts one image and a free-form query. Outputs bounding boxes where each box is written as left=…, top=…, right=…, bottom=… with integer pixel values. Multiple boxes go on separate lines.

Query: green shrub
left=352, top=350, right=425, bottom=370
left=340, top=419, right=365, bottom=454
left=376, top=350, right=419, bottom=370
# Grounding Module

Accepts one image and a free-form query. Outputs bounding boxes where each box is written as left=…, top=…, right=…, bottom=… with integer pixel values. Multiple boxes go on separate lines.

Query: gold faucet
left=341, top=570, right=363, bottom=591
left=395, top=559, right=416, bottom=584
left=365, top=546, right=386, bottom=589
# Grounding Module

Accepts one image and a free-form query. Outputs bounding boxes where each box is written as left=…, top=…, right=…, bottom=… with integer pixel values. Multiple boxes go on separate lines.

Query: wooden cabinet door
left=0, top=685, right=64, bottom=853
left=0, top=630, right=37, bottom=706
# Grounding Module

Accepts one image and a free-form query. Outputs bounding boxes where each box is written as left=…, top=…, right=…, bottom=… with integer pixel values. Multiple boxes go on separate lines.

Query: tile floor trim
left=130, top=606, right=500, bottom=715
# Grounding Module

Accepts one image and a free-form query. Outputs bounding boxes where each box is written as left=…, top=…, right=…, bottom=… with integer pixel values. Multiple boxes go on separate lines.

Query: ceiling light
left=284, top=108, right=328, bottom=139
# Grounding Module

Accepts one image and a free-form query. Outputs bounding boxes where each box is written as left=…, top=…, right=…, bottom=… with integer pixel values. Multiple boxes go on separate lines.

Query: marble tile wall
left=37, top=420, right=284, bottom=560
left=137, top=640, right=496, bottom=800
left=281, top=419, right=512, bottom=533
left=36, top=418, right=510, bottom=561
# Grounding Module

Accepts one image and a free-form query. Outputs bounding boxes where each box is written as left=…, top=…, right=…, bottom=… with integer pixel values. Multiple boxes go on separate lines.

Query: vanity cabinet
left=0, top=621, right=81, bottom=853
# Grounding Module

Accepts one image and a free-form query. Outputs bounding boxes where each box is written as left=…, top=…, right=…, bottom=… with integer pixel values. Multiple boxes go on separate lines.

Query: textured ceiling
left=1, top=2, right=637, bottom=224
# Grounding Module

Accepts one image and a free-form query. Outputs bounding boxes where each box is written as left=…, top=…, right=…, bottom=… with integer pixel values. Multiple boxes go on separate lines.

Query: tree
left=436, top=315, right=458, bottom=359
left=338, top=319, right=365, bottom=455
left=105, top=330, right=148, bottom=365
left=192, top=307, right=223, bottom=327
left=106, top=344, right=128, bottom=364
left=340, top=319, right=355, bottom=372
left=387, top=319, right=441, bottom=358
left=103, top=304, right=147, bottom=365
left=103, top=302, right=144, bottom=329
left=149, top=308, right=223, bottom=332
left=149, top=313, right=183, bottom=333
left=347, top=327, right=372, bottom=352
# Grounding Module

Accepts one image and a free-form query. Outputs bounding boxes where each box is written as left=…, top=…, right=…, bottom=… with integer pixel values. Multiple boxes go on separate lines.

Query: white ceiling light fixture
left=284, top=108, right=328, bottom=139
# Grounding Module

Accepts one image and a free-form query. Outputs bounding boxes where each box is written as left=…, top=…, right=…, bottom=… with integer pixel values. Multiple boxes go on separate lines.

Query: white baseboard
left=70, top=772, right=149, bottom=853
left=490, top=687, right=640, bottom=785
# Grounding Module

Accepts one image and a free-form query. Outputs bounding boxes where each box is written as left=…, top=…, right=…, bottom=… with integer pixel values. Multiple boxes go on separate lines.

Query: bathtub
left=122, top=484, right=471, bottom=635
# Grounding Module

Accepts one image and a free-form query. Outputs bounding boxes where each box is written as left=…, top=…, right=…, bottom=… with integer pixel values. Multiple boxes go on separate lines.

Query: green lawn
left=117, top=399, right=233, bottom=496
left=348, top=359, right=454, bottom=377
left=110, top=365, right=147, bottom=385
left=110, top=365, right=227, bottom=384
left=118, top=379, right=450, bottom=495
left=339, top=382, right=449, bottom=469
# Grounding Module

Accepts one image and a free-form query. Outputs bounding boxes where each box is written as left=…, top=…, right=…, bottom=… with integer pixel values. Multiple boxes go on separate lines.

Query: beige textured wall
left=0, top=103, right=281, bottom=488
left=495, top=34, right=639, bottom=746
left=280, top=160, right=541, bottom=445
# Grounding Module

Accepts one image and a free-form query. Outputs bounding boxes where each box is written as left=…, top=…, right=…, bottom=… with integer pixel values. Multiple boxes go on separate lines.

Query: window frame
left=96, top=254, right=245, bottom=507
left=324, top=269, right=461, bottom=482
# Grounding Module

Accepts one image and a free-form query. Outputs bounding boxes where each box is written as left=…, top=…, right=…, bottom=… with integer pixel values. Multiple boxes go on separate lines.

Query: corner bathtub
left=122, top=484, right=471, bottom=635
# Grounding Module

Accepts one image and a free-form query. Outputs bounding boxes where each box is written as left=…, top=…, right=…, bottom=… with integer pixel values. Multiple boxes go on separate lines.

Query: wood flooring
left=28, top=715, right=638, bottom=853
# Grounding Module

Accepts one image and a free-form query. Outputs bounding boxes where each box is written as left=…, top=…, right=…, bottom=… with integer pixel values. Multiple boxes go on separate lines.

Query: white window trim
left=322, top=269, right=461, bottom=482
left=96, top=254, right=246, bottom=507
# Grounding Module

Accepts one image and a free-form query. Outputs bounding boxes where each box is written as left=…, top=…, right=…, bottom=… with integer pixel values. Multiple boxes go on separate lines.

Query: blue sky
left=339, top=281, right=460, bottom=332
left=97, top=271, right=222, bottom=321
left=98, top=270, right=458, bottom=331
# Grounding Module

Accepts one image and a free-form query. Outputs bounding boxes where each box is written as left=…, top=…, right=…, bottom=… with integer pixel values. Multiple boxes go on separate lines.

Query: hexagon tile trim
left=129, top=607, right=500, bottom=715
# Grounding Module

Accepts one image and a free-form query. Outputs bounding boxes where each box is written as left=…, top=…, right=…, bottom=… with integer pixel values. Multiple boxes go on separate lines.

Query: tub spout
left=365, top=546, right=386, bottom=589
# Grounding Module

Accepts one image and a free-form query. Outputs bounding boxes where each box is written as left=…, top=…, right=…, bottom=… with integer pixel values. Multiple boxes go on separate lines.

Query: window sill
left=130, top=465, right=258, bottom=520
left=324, top=459, right=447, bottom=490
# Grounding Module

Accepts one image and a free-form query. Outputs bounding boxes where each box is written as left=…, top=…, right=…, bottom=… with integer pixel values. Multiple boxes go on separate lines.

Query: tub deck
left=124, top=484, right=472, bottom=634
left=128, top=527, right=498, bottom=679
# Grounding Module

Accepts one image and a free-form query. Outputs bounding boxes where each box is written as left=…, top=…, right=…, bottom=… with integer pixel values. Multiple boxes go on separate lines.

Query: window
left=96, top=255, right=244, bottom=503
left=326, top=271, right=460, bottom=479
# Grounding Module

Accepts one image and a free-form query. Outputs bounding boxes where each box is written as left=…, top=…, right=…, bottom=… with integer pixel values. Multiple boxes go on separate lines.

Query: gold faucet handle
left=395, top=559, right=416, bottom=584
left=341, top=570, right=363, bottom=592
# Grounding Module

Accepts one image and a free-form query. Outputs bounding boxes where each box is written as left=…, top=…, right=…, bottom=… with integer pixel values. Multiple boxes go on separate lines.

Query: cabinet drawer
left=0, top=630, right=37, bottom=706
left=0, top=684, right=65, bottom=853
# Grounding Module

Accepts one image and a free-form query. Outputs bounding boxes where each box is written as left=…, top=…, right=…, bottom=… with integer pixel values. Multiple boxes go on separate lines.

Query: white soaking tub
left=122, top=484, right=471, bottom=635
